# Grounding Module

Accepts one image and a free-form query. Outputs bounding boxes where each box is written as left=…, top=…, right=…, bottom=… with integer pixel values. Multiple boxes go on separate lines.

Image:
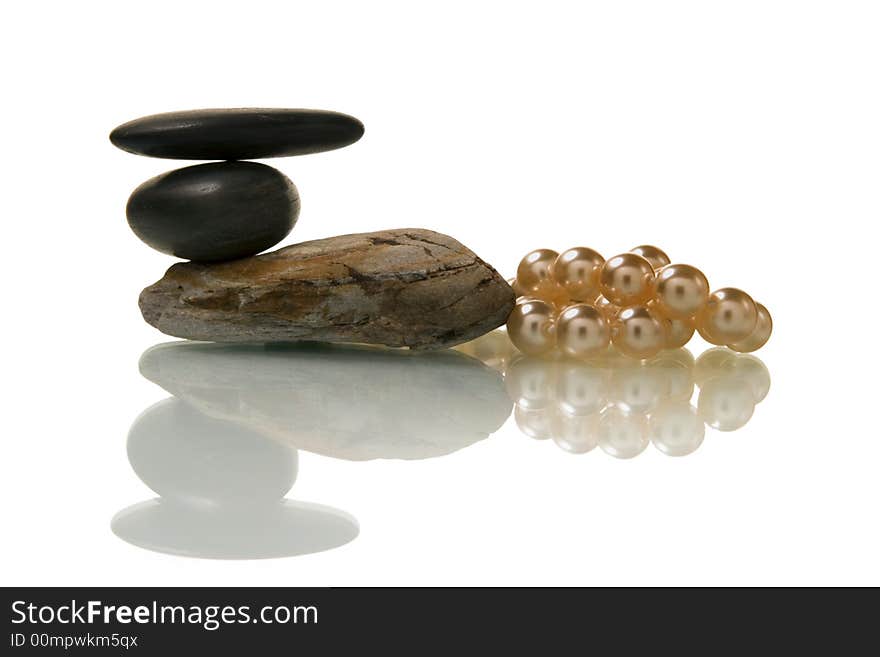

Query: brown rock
left=139, top=228, right=515, bottom=349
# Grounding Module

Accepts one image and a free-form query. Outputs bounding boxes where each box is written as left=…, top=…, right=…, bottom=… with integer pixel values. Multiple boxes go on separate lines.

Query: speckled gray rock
left=139, top=228, right=515, bottom=349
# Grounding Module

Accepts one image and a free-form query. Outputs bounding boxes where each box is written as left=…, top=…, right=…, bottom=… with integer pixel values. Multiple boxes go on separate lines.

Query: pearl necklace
left=507, top=245, right=772, bottom=359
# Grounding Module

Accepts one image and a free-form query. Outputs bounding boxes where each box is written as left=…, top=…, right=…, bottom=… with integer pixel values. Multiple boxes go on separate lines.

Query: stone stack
left=110, top=108, right=514, bottom=349
left=111, top=108, right=364, bottom=262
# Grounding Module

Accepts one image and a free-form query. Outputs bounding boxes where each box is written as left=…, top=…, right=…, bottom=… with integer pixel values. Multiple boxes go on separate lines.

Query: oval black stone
left=110, top=108, right=364, bottom=160
left=127, top=161, right=299, bottom=262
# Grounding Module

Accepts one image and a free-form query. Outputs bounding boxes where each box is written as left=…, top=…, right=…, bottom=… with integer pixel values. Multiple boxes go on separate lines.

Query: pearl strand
left=507, top=246, right=772, bottom=359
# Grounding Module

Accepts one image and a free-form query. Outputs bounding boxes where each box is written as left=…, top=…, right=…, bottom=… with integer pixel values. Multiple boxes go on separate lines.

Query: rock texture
left=127, top=161, right=300, bottom=262
left=109, top=108, right=364, bottom=160
left=139, top=228, right=515, bottom=349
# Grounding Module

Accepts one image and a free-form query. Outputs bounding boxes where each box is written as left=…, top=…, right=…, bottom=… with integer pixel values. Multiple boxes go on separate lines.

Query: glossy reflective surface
left=469, top=330, right=770, bottom=458
left=112, top=397, right=359, bottom=559
left=137, top=342, right=512, bottom=461
left=115, top=342, right=514, bottom=559
left=115, top=334, right=770, bottom=560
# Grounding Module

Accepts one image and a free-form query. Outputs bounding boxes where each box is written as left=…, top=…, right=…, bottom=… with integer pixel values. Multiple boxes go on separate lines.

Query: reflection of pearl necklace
left=507, top=245, right=772, bottom=359
left=503, top=346, right=770, bottom=458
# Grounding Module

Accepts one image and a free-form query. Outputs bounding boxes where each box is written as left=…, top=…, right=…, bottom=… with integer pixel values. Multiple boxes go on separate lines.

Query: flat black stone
left=127, top=161, right=299, bottom=262
left=110, top=108, right=364, bottom=160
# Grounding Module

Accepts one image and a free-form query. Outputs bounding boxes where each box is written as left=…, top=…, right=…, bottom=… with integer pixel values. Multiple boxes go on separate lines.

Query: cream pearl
left=648, top=297, right=695, bottom=349
left=695, top=323, right=725, bottom=346
left=649, top=349, right=696, bottom=403
left=649, top=402, right=704, bottom=456
left=598, top=407, right=649, bottom=459
left=610, top=363, right=665, bottom=414
left=514, top=405, right=556, bottom=440
left=652, top=264, right=710, bottom=319
left=516, top=249, right=559, bottom=292
left=599, top=253, right=655, bottom=306
left=611, top=306, right=667, bottom=360
left=663, top=315, right=696, bottom=350
left=556, top=304, right=610, bottom=359
left=552, top=247, right=604, bottom=301
left=697, top=376, right=755, bottom=431
left=506, top=299, right=557, bottom=356
left=553, top=413, right=600, bottom=454
left=730, top=354, right=771, bottom=403
left=649, top=346, right=695, bottom=371
left=728, top=302, right=772, bottom=353
left=630, top=245, right=671, bottom=270
left=696, top=288, right=758, bottom=345
left=693, top=347, right=737, bottom=387
left=555, top=361, right=608, bottom=416
left=505, top=355, right=556, bottom=410
left=665, top=370, right=695, bottom=404
left=692, top=348, right=770, bottom=402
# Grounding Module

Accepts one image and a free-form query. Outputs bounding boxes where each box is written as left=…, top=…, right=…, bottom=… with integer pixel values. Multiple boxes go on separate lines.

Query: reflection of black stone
left=115, top=341, right=514, bottom=559
left=110, top=108, right=364, bottom=160
left=113, top=499, right=359, bottom=561
left=128, top=399, right=296, bottom=506
left=112, top=399, right=358, bottom=559
left=126, top=162, right=299, bottom=262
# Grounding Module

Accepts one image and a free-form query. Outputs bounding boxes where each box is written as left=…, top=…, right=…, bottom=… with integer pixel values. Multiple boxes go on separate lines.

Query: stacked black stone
left=110, top=109, right=365, bottom=262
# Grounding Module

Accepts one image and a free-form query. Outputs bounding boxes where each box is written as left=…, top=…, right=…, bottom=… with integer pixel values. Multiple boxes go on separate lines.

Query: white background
left=2, top=0, right=878, bottom=586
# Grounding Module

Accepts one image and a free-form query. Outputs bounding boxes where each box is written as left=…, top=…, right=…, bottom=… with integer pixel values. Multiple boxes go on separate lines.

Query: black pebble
left=127, top=161, right=299, bottom=262
left=110, top=108, right=364, bottom=160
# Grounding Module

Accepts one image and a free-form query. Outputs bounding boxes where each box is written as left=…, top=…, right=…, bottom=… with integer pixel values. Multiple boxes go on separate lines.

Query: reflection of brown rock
left=139, top=228, right=515, bottom=349
left=139, top=341, right=512, bottom=461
